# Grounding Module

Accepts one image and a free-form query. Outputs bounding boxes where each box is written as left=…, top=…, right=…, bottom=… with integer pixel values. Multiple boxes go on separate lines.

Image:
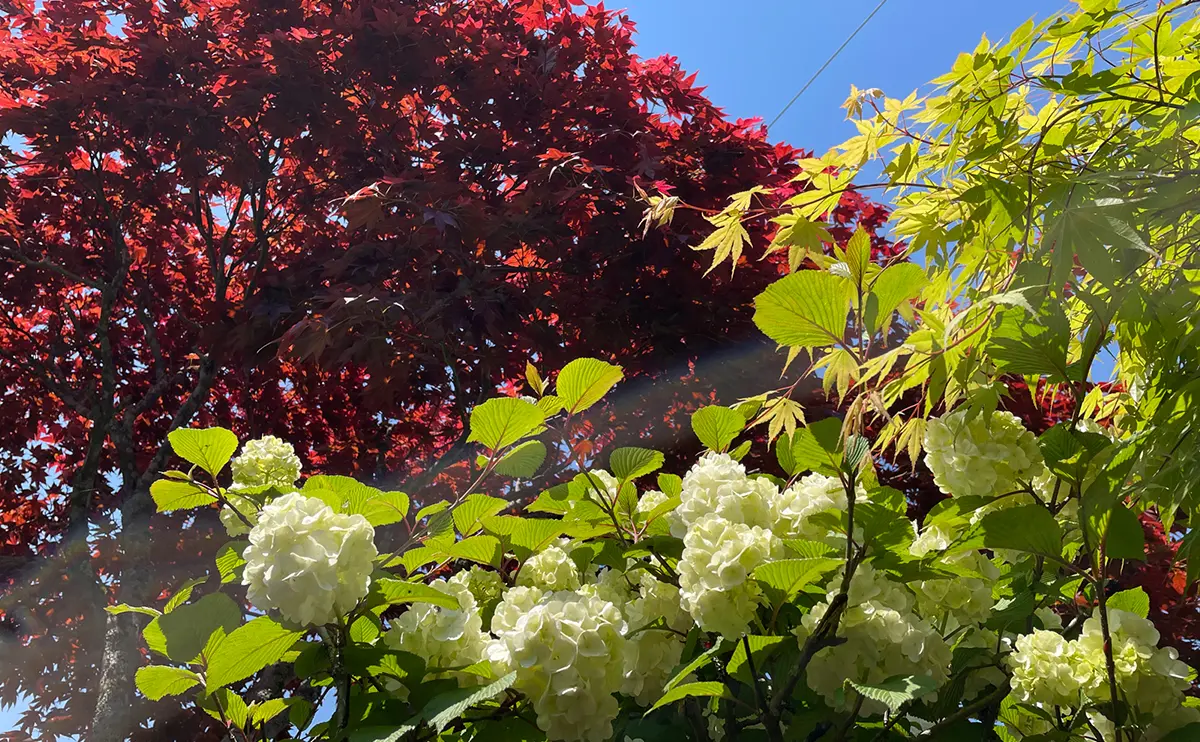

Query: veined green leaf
left=753, top=270, right=851, bottom=348
left=135, top=666, right=200, bottom=701
left=168, top=427, right=238, bottom=477
left=691, top=405, right=744, bottom=453
left=646, top=681, right=732, bottom=714
left=205, top=617, right=304, bottom=690
left=150, top=479, right=217, bottom=513
left=556, top=358, right=624, bottom=414
left=609, top=447, right=664, bottom=481
left=467, top=397, right=545, bottom=451
left=847, top=675, right=938, bottom=712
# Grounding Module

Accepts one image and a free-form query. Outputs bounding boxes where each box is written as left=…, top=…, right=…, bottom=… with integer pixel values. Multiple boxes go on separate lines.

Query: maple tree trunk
left=91, top=486, right=155, bottom=742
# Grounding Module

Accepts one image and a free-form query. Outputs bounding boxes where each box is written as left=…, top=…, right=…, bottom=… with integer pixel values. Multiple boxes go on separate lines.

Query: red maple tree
left=0, top=1, right=891, bottom=739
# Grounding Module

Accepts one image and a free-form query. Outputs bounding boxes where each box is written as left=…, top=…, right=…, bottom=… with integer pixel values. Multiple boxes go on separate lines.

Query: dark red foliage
left=0, top=1, right=889, bottom=738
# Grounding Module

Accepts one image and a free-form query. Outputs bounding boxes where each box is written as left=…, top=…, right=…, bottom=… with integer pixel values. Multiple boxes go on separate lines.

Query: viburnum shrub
left=113, top=1, right=1200, bottom=741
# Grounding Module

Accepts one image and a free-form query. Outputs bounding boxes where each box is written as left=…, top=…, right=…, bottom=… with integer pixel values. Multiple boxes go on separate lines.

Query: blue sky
left=619, top=0, right=1060, bottom=153
left=0, top=1, right=1068, bottom=737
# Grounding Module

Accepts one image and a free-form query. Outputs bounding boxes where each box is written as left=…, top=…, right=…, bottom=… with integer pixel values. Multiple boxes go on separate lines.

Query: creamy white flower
left=581, top=568, right=634, bottom=610
left=518, top=543, right=582, bottom=591
left=912, top=550, right=998, bottom=626
left=231, top=435, right=302, bottom=489
left=675, top=453, right=776, bottom=537
left=242, top=492, right=377, bottom=626
left=923, top=410, right=1043, bottom=498
left=908, top=520, right=960, bottom=557
left=771, top=473, right=865, bottom=541
left=1008, top=630, right=1087, bottom=707
left=1076, top=609, right=1191, bottom=715
left=678, top=513, right=783, bottom=638
left=219, top=491, right=261, bottom=537
left=489, top=590, right=627, bottom=742
left=799, top=564, right=951, bottom=715
left=636, top=489, right=680, bottom=534
left=385, top=577, right=489, bottom=686
left=456, top=566, right=505, bottom=620
left=621, top=573, right=691, bottom=705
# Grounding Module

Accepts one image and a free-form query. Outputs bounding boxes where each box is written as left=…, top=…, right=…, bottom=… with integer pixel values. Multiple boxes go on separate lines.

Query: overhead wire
left=766, top=0, right=892, bottom=130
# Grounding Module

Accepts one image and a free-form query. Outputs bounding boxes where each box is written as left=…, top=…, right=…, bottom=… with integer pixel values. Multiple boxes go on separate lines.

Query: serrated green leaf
left=981, top=505, right=1062, bottom=558
left=789, top=417, right=844, bottom=475
left=556, top=358, right=624, bottom=414
left=753, top=270, right=850, bottom=348
left=446, top=535, right=502, bottom=567
left=657, top=474, right=682, bottom=498
left=609, top=447, right=665, bottom=481
left=105, top=604, right=161, bottom=618
left=453, top=494, right=509, bottom=536
left=1106, top=587, right=1149, bottom=618
left=691, top=405, right=744, bottom=453
left=163, top=576, right=207, bottom=613
left=847, top=674, right=938, bottom=712
left=150, top=479, right=217, bottom=513
left=752, top=558, right=841, bottom=604
left=663, top=638, right=725, bottom=693
left=468, top=397, right=545, bottom=451
left=216, top=541, right=247, bottom=584
left=726, top=635, right=786, bottom=679
left=869, top=262, right=926, bottom=331
left=375, top=578, right=460, bottom=610
left=135, top=666, right=200, bottom=701
left=248, top=698, right=292, bottom=726
left=647, top=681, right=732, bottom=714
left=168, top=427, right=239, bottom=477
left=493, top=440, right=547, bottom=478
left=351, top=491, right=410, bottom=527
left=206, top=617, right=303, bottom=690
left=783, top=539, right=839, bottom=558
left=1104, top=503, right=1146, bottom=561
left=420, top=671, right=516, bottom=732
left=149, top=592, right=242, bottom=664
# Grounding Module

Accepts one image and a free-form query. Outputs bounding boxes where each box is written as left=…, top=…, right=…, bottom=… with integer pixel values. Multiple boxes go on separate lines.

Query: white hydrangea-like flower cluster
left=923, top=410, right=1043, bottom=498
left=518, top=542, right=582, bottom=591
left=385, top=574, right=489, bottom=685
left=621, top=573, right=691, bottom=705
left=674, top=452, right=777, bottom=536
left=231, top=435, right=302, bottom=489
left=636, top=489, right=680, bottom=534
left=219, top=491, right=261, bottom=537
left=798, top=564, right=951, bottom=715
left=457, top=566, right=506, bottom=617
left=771, top=472, right=866, bottom=541
left=911, top=550, right=999, bottom=626
left=1076, top=609, right=1191, bottom=715
left=1008, top=629, right=1089, bottom=707
left=678, top=513, right=784, bottom=638
left=488, top=589, right=628, bottom=742
left=220, top=436, right=303, bottom=536
left=1009, top=608, right=1191, bottom=720
left=242, top=492, right=377, bottom=626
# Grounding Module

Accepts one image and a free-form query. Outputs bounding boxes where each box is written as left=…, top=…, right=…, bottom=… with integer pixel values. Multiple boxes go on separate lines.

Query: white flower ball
left=385, top=577, right=489, bottom=685
left=923, top=410, right=1043, bottom=498
left=675, top=452, right=777, bottom=537
left=456, top=566, right=505, bottom=617
left=799, top=564, right=950, bottom=715
left=912, top=550, right=999, bottom=626
left=678, top=513, right=783, bottom=638
left=1076, top=609, right=1190, bottom=715
left=770, top=473, right=865, bottom=541
left=489, top=590, right=627, bottom=742
left=1008, top=629, right=1087, bottom=707
left=242, top=492, right=377, bottom=626
left=581, top=568, right=634, bottom=610
left=230, top=435, right=302, bottom=489
left=636, top=489, right=680, bottom=534
left=518, top=543, right=582, bottom=591
left=620, top=573, right=691, bottom=705
left=219, top=491, right=261, bottom=537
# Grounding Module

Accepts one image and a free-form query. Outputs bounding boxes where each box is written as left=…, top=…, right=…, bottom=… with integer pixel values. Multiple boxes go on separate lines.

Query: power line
left=767, top=0, right=891, bottom=130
